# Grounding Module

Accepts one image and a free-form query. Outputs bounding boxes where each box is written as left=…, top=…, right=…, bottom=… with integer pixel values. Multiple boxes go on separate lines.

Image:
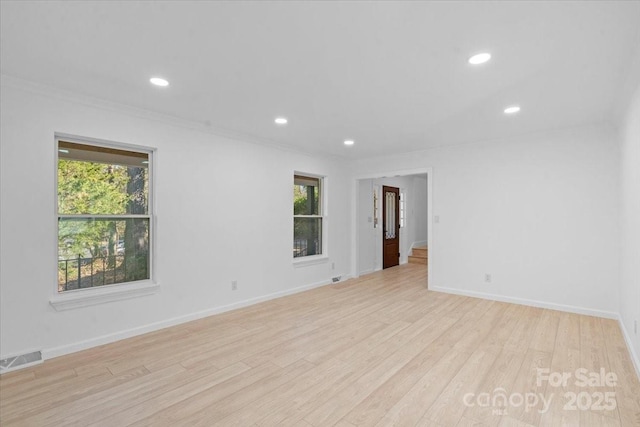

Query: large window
left=57, top=138, right=152, bottom=292
left=293, top=174, right=323, bottom=258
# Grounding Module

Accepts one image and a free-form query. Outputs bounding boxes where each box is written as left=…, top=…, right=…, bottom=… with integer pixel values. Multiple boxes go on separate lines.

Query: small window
left=399, top=190, right=406, bottom=228
left=373, top=186, right=380, bottom=228
left=57, top=138, right=152, bottom=292
left=293, top=174, right=323, bottom=258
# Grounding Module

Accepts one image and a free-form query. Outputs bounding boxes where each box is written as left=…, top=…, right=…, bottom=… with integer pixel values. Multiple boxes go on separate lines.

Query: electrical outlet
left=434, top=215, right=440, bottom=223
left=635, top=319, right=637, bottom=335
left=231, top=280, right=237, bottom=291
left=484, top=273, right=492, bottom=283
left=331, top=262, right=335, bottom=270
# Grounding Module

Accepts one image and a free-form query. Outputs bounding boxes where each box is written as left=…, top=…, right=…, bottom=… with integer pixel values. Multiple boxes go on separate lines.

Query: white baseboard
left=40, top=275, right=348, bottom=361
left=361, top=266, right=384, bottom=275
left=9, top=276, right=638, bottom=384
left=618, top=316, right=640, bottom=380
left=358, top=268, right=375, bottom=276
left=430, top=285, right=618, bottom=319
left=432, top=285, right=639, bottom=382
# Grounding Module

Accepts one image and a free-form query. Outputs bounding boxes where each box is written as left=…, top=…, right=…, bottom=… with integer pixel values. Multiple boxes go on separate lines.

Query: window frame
left=292, top=172, right=328, bottom=265
left=50, top=133, right=158, bottom=310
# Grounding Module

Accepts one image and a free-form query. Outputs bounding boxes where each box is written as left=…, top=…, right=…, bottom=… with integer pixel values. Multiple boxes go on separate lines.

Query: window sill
left=49, top=281, right=160, bottom=311
left=292, top=255, right=329, bottom=267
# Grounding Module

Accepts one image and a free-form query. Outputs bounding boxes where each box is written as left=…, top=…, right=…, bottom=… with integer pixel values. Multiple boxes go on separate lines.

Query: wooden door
left=382, top=186, right=400, bottom=269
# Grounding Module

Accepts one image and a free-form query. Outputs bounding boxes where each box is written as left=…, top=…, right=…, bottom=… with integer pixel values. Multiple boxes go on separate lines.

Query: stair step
left=411, top=246, right=428, bottom=258
left=408, top=256, right=428, bottom=264
left=409, top=245, right=428, bottom=265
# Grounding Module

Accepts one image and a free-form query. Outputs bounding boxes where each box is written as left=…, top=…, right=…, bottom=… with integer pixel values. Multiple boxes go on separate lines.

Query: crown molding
left=353, top=119, right=614, bottom=166
left=0, top=74, right=348, bottom=163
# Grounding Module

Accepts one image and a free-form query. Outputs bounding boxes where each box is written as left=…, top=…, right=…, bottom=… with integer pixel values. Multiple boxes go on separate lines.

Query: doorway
left=353, top=168, right=432, bottom=288
left=382, top=185, right=400, bottom=269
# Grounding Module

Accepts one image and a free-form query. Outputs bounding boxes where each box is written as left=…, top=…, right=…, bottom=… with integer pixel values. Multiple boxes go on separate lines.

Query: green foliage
left=293, top=185, right=306, bottom=215
left=58, top=160, right=129, bottom=215
left=58, top=157, right=150, bottom=289
left=293, top=184, right=321, bottom=256
left=293, top=184, right=318, bottom=215
left=58, top=161, right=141, bottom=259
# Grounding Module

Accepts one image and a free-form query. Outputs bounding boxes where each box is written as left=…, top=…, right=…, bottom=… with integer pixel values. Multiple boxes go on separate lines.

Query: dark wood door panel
left=382, top=185, right=400, bottom=269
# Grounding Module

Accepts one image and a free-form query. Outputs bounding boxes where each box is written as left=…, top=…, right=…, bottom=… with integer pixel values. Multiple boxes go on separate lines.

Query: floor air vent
left=0, top=351, right=42, bottom=374
left=332, top=276, right=341, bottom=283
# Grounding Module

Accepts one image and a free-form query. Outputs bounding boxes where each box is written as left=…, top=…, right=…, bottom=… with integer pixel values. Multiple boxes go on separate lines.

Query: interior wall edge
left=618, top=316, right=640, bottom=380
left=430, top=285, right=618, bottom=320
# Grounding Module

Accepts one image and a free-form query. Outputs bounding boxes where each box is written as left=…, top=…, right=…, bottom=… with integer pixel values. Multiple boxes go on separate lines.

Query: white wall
left=357, top=179, right=377, bottom=275
left=412, top=176, right=428, bottom=244
left=357, top=175, right=428, bottom=274
left=0, top=81, right=351, bottom=360
left=353, top=125, right=621, bottom=317
left=619, top=82, right=640, bottom=370
left=0, top=77, right=632, bottom=367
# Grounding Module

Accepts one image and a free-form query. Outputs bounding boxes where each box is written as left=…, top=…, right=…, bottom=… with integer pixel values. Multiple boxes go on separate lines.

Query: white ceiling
left=2, top=1, right=639, bottom=159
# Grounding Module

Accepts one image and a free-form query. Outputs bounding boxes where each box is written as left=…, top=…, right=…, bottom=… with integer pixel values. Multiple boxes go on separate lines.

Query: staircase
left=408, top=245, right=428, bottom=265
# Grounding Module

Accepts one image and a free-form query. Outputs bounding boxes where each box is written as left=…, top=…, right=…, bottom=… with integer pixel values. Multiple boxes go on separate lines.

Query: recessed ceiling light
left=150, top=77, right=169, bottom=87
left=504, top=105, right=521, bottom=114
left=344, top=140, right=355, bottom=146
left=468, top=53, right=491, bottom=65
left=58, top=149, right=69, bottom=154
left=274, top=117, right=288, bottom=125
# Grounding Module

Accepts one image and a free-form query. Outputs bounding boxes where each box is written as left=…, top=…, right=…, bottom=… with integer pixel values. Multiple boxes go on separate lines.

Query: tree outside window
left=57, top=139, right=152, bottom=292
left=293, top=175, right=323, bottom=258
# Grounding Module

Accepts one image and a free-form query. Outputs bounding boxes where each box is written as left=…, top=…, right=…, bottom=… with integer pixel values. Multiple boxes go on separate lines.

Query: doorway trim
left=351, top=167, right=433, bottom=288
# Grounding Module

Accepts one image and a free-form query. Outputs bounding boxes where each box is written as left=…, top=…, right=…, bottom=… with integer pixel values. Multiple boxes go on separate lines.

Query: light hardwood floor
left=1, top=264, right=639, bottom=426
